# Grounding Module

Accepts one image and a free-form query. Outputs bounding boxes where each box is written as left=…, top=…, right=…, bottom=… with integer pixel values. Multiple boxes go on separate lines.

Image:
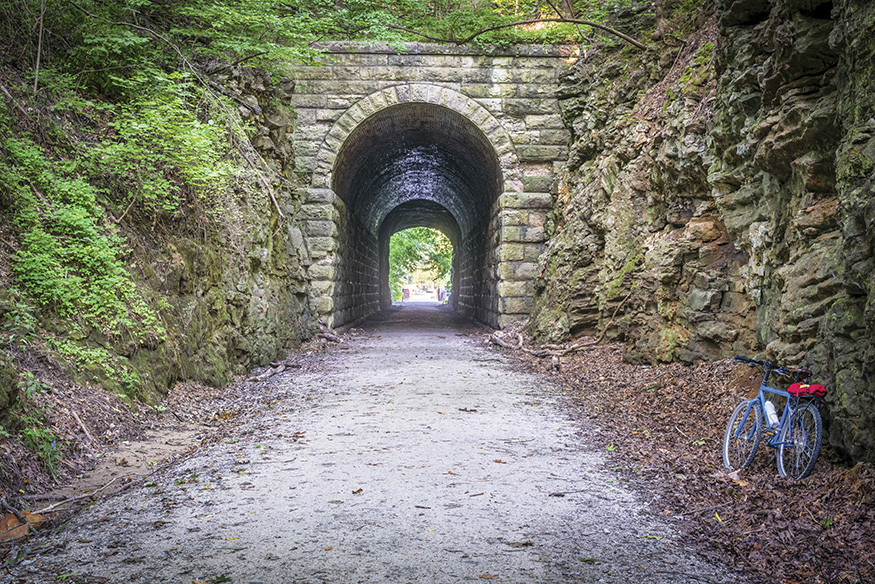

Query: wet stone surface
left=9, top=305, right=749, bottom=584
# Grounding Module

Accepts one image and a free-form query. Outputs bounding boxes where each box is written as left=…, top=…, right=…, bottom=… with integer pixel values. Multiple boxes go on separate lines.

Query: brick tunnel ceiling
left=332, top=103, right=503, bottom=238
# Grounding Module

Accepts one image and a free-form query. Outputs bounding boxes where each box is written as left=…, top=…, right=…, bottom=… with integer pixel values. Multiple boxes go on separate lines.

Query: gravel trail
left=8, top=304, right=749, bottom=584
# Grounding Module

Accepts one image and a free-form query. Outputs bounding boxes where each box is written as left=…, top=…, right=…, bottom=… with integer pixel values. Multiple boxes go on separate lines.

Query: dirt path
left=8, top=305, right=749, bottom=584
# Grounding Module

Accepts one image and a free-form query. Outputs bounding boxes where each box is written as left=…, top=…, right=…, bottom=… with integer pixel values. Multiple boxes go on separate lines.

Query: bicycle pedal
left=763, top=428, right=777, bottom=438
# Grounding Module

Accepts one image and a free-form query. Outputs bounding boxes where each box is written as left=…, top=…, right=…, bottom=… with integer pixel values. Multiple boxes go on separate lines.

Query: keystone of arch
left=311, top=84, right=521, bottom=188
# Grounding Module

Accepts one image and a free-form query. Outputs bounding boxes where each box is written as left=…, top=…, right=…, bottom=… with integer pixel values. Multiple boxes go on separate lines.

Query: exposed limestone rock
left=711, top=0, right=874, bottom=460
left=529, top=2, right=875, bottom=461
left=531, top=16, right=754, bottom=365
left=61, top=67, right=317, bottom=398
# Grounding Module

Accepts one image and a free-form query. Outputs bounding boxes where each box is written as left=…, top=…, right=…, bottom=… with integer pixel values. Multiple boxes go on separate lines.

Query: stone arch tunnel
left=291, top=43, right=573, bottom=328
left=333, top=103, right=503, bottom=323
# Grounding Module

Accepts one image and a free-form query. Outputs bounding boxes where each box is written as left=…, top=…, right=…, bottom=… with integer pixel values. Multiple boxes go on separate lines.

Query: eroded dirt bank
left=4, top=304, right=749, bottom=583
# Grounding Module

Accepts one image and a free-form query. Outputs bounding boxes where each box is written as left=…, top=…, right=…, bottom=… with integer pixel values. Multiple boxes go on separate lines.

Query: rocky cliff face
left=529, top=0, right=875, bottom=461
left=712, top=0, right=875, bottom=460
left=135, top=67, right=315, bottom=391
left=0, top=67, right=315, bottom=404
left=116, top=67, right=316, bottom=396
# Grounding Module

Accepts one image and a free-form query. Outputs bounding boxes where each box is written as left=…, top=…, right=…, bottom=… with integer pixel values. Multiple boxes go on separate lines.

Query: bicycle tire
left=777, top=401, right=823, bottom=480
left=723, top=399, right=762, bottom=470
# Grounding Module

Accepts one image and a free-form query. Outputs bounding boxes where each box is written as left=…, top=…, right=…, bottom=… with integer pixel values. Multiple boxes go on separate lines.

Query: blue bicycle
left=723, top=356, right=826, bottom=481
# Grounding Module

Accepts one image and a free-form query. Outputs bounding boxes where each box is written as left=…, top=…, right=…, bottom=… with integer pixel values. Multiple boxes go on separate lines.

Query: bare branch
left=387, top=24, right=464, bottom=44
left=390, top=18, right=647, bottom=50
left=209, top=51, right=271, bottom=74
left=0, top=84, right=32, bottom=119
left=35, top=477, right=121, bottom=515
left=33, top=0, right=47, bottom=92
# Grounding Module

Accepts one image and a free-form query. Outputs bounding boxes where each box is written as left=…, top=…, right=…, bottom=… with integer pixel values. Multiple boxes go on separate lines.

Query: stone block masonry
left=289, top=42, right=573, bottom=329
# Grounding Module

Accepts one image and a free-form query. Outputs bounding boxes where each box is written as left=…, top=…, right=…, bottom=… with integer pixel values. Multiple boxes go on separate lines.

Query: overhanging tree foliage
left=3, top=0, right=652, bottom=93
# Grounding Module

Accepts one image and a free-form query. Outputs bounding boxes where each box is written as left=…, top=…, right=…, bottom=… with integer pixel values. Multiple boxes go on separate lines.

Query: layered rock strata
left=529, top=1, right=875, bottom=461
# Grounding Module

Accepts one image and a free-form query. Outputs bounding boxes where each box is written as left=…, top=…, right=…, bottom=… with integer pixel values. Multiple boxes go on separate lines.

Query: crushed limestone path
left=8, top=304, right=749, bottom=584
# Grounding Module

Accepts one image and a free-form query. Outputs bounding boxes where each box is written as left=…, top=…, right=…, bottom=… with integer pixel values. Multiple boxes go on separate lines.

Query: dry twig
left=0, top=498, right=26, bottom=523
left=317, top=332, right=342, bottom=343
left=35, top=477, right=121, bottom=515
left=490, top=289, right=634, bottom=358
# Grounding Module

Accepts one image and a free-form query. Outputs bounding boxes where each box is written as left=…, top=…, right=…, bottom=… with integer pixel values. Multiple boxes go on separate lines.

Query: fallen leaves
left=0, top=511, right=45, bottom=542
left=0, top=498, right=46, bottom=543
left=491, top=337, right=875, bottom=584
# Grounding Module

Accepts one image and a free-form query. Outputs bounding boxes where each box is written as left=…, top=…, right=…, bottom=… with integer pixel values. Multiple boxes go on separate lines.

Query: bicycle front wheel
left=777, top=401, right=823, bottom=480
left=723, top=399, right=762, bottom=470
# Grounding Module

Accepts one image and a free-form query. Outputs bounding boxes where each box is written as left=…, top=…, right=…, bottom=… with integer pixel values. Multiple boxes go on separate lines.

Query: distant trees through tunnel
left=388, top=227, right=453, bottom=304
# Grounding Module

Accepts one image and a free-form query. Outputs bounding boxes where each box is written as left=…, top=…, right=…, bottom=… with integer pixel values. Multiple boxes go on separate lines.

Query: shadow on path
left=361, top=303, right=480, bottom=335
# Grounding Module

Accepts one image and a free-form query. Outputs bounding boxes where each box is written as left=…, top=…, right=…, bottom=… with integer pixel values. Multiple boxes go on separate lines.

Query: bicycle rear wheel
left=723, top=399, right=762, bottom=470
left=777, top=401, right=822, bottom=480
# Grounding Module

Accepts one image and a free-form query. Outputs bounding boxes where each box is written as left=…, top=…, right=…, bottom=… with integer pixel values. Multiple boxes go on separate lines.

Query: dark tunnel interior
left=330, top=103, right=503, bottom=325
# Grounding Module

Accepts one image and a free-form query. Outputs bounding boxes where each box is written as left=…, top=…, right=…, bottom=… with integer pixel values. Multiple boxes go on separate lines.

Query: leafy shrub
left=1, top=131, right=164, bottom=339
left=85, top=77, right=239, bottom=218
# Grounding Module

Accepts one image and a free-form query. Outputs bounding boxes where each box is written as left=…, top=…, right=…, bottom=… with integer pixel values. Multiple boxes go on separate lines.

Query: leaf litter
left=487, top=326, right=875, bottom=584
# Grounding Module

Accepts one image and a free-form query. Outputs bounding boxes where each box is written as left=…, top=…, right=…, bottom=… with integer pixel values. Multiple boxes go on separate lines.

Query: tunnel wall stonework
left=289, top=42, right=573, bottom=328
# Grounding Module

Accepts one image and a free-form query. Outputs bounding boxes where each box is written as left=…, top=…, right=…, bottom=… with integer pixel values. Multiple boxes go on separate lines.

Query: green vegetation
left=678, top=42, right=714, bottom=89
left=0, top=372, right=64, bottom=478
left=0, top=0, right=665, bottom=481
left=389, top=228, right=453, bottom=301
left=605, top=249, right=643, bottom=298
left=2, top=125, right=164, bottom=337
left=1, top=0, right=653, bottom=83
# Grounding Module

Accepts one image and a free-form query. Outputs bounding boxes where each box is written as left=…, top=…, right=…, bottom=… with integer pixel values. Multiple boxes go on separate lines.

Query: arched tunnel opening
left=330, top=102, right=503, bottom=326
left=382, top=204, right=457, bottom=307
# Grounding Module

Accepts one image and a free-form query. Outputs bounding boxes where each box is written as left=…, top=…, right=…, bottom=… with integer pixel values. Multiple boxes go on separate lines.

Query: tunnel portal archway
left=333, top=102, right=502, bottom=324
left=292, top=48, right=571, bottom=330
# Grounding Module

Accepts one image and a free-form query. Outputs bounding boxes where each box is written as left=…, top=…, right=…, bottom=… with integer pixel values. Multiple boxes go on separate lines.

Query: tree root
left=489, top=290, right=633, bottom=359
left=246, top=364, right=286, bottom=382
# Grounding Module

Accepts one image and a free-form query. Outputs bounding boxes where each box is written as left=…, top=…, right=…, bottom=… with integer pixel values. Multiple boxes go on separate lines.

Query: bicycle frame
left=725, top=355, right=824, bottom=480
left=735, top=375, right=796, bottom=449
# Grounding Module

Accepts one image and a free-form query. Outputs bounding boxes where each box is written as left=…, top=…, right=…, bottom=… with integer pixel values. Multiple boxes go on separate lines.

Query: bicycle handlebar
left=733, top=355, right=773, bottom=369
left=733, top=355, right=795, bottom=377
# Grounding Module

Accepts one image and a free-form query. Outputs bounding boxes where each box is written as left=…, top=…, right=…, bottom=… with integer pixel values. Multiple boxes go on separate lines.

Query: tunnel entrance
left=330, top=102, right=503, bottom=326
left=292, top=51, right=570, bottom=332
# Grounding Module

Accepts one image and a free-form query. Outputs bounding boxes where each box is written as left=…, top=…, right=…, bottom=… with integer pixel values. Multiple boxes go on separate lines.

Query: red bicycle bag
left=788, top=382, right=827, bottom=398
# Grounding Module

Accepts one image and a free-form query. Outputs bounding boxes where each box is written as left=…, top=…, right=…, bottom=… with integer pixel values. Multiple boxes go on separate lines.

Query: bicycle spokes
left=723, top=400, right=761, bottom=470
left=777, top=403, right=823, bottom=481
